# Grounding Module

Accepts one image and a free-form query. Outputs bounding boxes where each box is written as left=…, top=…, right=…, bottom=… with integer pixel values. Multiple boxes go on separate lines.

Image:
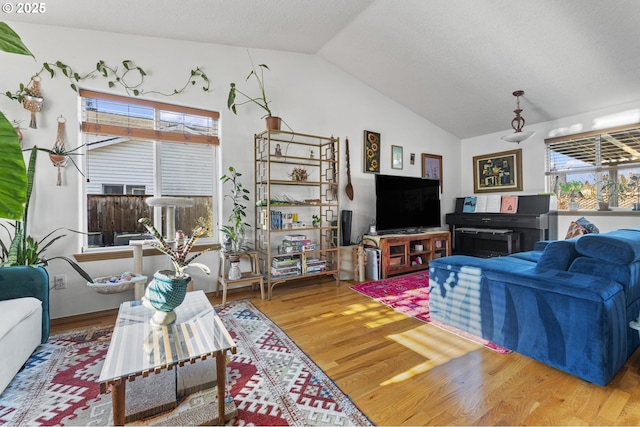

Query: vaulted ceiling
left=7, top=0, right=640, bottom=139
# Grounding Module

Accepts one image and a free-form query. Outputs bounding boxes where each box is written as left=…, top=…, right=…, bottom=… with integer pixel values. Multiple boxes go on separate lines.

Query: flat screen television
left=375, top=174, right=441, bottom=233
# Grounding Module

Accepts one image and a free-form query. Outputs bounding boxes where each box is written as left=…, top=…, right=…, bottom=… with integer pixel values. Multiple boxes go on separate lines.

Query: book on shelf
left=282, top=239, right=312, bottom=246
left=283, top=234, right=308, bottom=241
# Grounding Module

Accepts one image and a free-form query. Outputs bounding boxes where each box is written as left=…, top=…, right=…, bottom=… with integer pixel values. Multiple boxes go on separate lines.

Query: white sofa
left=0, top=266, right=49, bottom=395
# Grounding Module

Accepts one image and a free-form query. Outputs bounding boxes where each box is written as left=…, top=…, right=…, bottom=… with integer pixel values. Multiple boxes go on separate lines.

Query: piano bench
left=457, top=228, right=521, bottom=257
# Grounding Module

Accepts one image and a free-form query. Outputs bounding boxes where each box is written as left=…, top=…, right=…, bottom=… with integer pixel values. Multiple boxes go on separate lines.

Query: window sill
left=557, top=209, right=640, bottom=216
left=74, top=243, right=221, bottom=263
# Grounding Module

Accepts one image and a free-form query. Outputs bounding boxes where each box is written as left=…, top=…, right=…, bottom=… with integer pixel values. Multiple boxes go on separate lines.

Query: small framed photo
left=392, top=145, right=403, bottom=169
left=421, top=153, right=443, bottom=192
left=472, top=148, right=523, bottom=193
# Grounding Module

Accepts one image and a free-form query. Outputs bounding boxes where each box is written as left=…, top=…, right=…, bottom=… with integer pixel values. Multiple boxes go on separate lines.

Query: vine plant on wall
left=5, top=59, right=212, bottom=103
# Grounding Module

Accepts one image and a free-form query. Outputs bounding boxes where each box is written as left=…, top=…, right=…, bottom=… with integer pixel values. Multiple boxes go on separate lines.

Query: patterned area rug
left=0, top=300, right=373, bottom=426
left=351, top=271, right=510, bottom=354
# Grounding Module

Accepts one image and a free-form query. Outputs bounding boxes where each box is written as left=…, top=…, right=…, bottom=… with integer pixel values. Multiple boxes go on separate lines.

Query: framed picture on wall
left=472, top=148, right=523, bottom=193
left=364, top=130, right=380, bottom=173
left=421, top=153, right=443, bottom=192
left=392, top=145, right=403, bottom=169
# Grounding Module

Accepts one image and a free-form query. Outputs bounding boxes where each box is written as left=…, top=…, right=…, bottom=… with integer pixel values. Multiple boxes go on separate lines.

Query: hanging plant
left=5, top=59, right=211, bottom=103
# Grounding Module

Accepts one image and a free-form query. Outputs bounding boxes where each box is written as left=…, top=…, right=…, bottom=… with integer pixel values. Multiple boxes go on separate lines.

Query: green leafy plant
left=0, top=148, right=93, bottom=282
left=601, top=180, right=628, bottom=204
left=558, top=181, right=584, bottom=202
left=138, top=217, right=214, bottom=278
left=0, top=21, right=31, bottom=220
left=220, top=166, right=251, bottom=255
left=227, top=52, right=273, bottom=118
left=6, top=59, right=211, bottom=102
left=312, top=215, right=321, bottom=227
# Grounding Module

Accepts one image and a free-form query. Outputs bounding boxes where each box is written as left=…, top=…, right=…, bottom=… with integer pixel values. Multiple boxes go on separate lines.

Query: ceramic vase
left=142, top=269, right=191, bottom=327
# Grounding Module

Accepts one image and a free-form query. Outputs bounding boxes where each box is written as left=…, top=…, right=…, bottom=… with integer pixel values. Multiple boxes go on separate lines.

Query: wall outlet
left=53, top=275, right=67, bottom=290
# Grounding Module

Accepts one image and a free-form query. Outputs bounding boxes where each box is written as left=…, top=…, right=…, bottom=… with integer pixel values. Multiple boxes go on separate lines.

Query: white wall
left=461, top=100, right=640, bottom=235
left=2, top=21, right=461, bottom=318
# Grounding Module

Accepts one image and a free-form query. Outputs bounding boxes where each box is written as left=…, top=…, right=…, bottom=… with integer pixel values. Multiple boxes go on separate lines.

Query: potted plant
left=558, top=181, right=583, bottom=211
left=600, top=179, right=628, bottom=211
left=138, top=217, right=214, bottom=326
left=227, top=52, right=281, bottom=130
left=629, top=176, right=640, bottom=211
left=1, top=148, right=93, bottom=282
left=220, top=166, right=251, bottom=279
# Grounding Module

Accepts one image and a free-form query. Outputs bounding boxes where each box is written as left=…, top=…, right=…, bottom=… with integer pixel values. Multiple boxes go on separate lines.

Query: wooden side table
left=216, top=251, right=265, bottom=304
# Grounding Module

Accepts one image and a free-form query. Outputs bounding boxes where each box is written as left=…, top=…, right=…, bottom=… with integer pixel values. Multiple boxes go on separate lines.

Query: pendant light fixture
left=501, top=90, right=535, bottom=143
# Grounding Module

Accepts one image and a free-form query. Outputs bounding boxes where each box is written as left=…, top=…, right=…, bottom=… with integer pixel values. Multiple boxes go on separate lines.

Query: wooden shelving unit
left=364, top=231, right=451, bottom=279
left=254, top=130, right=340, bottom=298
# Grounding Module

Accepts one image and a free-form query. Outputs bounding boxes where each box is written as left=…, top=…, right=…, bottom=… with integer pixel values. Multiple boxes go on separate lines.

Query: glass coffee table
left=99, top=290, right=236, bottom=425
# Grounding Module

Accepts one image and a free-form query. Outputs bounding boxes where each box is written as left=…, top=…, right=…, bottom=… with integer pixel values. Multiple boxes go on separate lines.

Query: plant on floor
left=220, top=166, right=251, bottom=256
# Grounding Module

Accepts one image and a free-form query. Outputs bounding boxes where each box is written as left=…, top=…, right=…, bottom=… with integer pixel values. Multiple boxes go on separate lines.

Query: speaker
left=341, top=210, right=352, bottom=246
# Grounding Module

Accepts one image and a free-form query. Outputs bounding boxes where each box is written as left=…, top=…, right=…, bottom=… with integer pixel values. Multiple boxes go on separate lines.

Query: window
left=81, top=90, right=219, bottom=248
left=546, top=124, right=640, bottom=210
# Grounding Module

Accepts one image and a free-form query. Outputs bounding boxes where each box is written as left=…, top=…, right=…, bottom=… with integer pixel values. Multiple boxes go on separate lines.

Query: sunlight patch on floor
left=380, top=323, right=481, bottom=385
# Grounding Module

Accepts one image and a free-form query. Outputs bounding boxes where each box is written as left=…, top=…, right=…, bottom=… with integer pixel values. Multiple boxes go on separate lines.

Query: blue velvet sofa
left=428, top=227, right=640, bottom=386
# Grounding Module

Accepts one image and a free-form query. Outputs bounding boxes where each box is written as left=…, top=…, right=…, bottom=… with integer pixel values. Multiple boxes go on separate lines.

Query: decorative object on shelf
left=364, top=130, right=380, bottom=173
left=87, top=272, right=147, bottom=294
left=309, top=149, right=314, bottom=159
left=472, top=148, right=523, bottom=193
left=274, top=143, right=282, bottom=156
left=421, top=153, right=443, bottom=192
left=228, top=259, right=242, bottom=280
left=392, top=145, right=403, bottom=170
left=220, top=166, right=251, bottom=256
left=312, top=215, right=321, bottom=227
left=289, top=167, right=309, bottom=181
left=50, top=116, right=68, bottom=186
left=227, top=50, right=281, bottom=130
left=501, top=90, right=536, bottom=143
left=345, top=138, right=354, bottom=200
left=138, top=217, right=214, bottom=327
left=22, top=77, right=43, bottom=129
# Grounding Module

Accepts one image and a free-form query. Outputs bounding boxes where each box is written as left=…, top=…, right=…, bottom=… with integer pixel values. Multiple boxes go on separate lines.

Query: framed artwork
left=472, top=148, right=523, bottom=193
left=364, top=130, right=380, bottom=173
left=392, top=145, right=403, bottom=169
left=410, top=153, right=415, bottom=165
left=421, top=153, right=443, bottom=192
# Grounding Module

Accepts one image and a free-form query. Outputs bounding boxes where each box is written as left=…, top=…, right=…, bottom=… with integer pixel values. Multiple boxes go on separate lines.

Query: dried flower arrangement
left=289, top=167, right=309, bottom=181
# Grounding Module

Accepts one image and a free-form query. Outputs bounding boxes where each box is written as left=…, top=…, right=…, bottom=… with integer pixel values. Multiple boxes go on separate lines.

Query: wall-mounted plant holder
left=50, top=116, right=68, bottom=186
left=22, top=77, right=44, bottom=129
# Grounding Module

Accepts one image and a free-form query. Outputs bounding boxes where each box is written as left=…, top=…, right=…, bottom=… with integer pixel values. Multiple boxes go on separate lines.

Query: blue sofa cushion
left=535, top=239, right=580, bottom=272
left=576, top=229, right=640, bottom=264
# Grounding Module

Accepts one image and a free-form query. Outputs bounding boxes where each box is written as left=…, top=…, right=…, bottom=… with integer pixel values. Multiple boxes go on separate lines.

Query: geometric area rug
left=351, top=271, right=510, bottom=354
left=0, top=300, right=373, bottom=426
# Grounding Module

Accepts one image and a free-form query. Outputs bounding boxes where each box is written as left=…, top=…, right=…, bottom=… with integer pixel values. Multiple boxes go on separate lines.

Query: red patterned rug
left=0, top=300, right=373, bottom=426
left=351, top=271, right=510, bottom=354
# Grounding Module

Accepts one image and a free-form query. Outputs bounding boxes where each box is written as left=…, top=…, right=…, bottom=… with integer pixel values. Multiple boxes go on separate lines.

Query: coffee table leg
left=111, top=379, right=126, bottom=426
left=216, top=350, right=227, bottom=425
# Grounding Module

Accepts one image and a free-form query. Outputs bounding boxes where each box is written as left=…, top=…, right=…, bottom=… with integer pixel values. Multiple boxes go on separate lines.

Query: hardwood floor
left=51, top=278, right=640, bottom=425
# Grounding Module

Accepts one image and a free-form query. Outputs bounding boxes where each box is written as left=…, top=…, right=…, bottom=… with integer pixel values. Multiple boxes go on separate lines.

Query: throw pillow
left=575, top=217, right=599, bottom=234
left=565, top=221, right=588, bottom=239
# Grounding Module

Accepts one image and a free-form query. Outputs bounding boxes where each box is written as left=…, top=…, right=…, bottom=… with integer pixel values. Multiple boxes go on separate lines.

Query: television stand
left=363, top=231, right=451, bottom=279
